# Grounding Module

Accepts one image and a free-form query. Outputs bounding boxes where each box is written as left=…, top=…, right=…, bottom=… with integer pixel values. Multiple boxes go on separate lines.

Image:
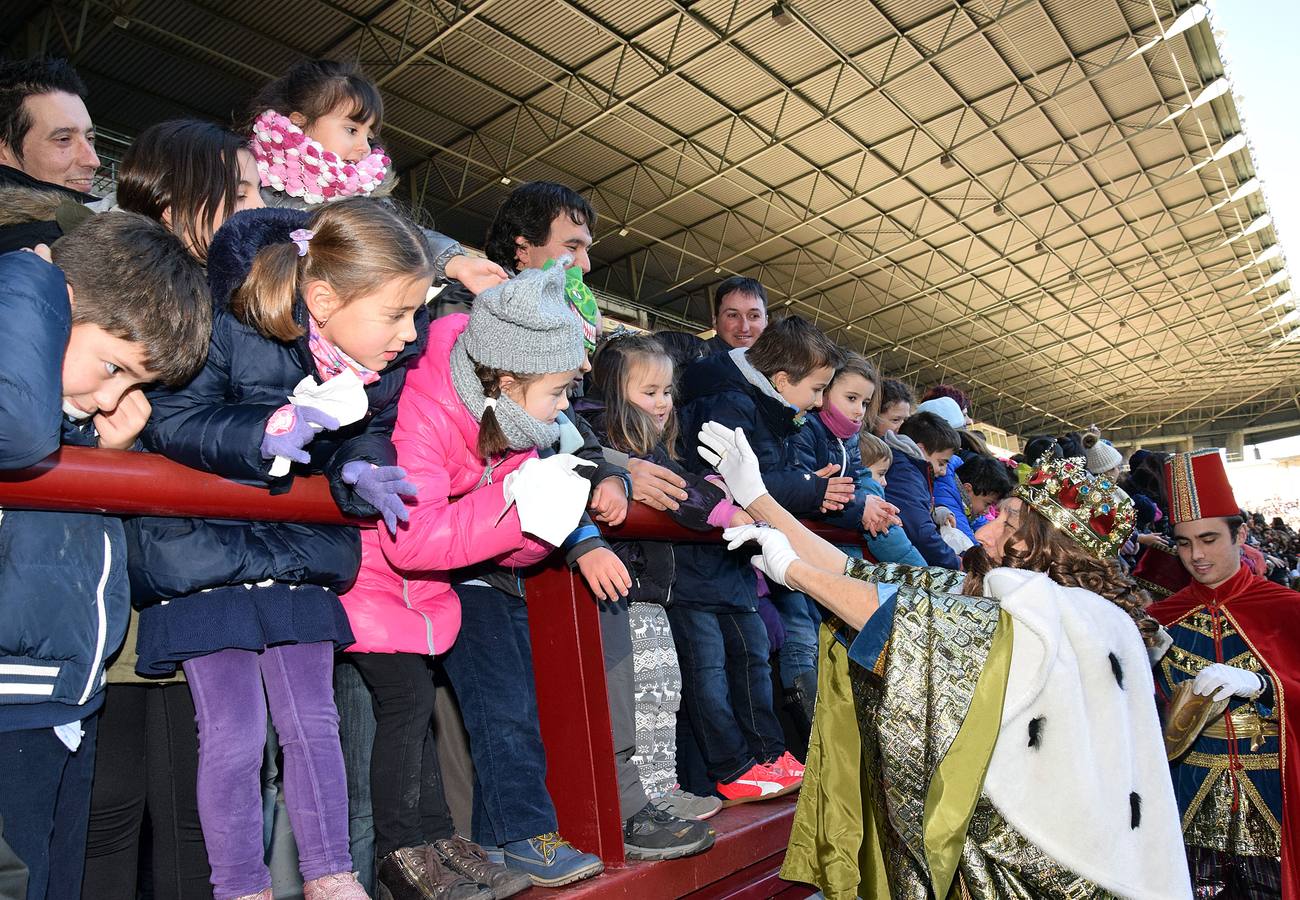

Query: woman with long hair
left=697, top=424, right=1191, bottom=900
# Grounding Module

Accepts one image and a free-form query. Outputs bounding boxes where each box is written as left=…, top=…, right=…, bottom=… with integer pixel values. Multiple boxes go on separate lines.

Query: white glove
left=501, top=454, right=596, bottom=545
left=1191, top=663, right=1266, bottom=702
left=723, top=524, right=799, bottom=588
left=697, top=422, right=768, bottom=507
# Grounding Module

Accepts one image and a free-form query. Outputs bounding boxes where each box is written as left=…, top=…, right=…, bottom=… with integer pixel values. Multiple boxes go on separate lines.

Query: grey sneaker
left=651, top=787, right=723, bottom=821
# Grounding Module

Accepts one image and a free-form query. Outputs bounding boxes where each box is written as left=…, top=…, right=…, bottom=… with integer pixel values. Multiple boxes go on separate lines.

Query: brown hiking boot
left=430, top=836, right=533, bottom=899
left=377, top=846, right=485, bottom=900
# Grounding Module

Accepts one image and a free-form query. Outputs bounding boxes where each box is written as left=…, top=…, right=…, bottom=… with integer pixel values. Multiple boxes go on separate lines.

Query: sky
left=1209, top=1, right=1300, bottom=279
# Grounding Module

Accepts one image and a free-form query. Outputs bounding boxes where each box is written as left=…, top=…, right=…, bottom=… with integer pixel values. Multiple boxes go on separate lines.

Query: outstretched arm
left=697, top=421, right=849, bottom=573
left=785, top=561, right=879, bottom=630
left=722, top=524, right=879, bottom=630
left=746, top=493, right=849, bottom=575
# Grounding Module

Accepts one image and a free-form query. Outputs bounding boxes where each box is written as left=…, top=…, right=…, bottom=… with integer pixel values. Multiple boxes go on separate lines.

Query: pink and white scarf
left=250, top=109, right=390, bottom=204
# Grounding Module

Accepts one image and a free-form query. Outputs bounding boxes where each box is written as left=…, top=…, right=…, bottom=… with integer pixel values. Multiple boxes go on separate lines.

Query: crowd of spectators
left=0, top=54, right=1295, bottom=900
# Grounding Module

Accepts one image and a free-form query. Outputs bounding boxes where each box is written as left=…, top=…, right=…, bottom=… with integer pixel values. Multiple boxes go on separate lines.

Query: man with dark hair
left=0, top=59, right=99, bottom=253
left=1148, top=449, right=1300, bottom=897
left=484, top=180, right=596, bottom=275
left=706, top=275, right=767, bottom=352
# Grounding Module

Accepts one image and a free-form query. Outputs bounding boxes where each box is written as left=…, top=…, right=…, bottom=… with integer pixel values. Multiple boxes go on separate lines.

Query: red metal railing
left=2, top=447, right=850, bottom=894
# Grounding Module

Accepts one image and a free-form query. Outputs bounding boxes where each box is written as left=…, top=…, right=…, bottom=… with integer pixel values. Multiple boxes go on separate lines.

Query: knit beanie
left=459, top=263, right=585, bottom=374
left=1083, top=431, right=1124, bottom=474
left=916, top=396, right=965, bottom=430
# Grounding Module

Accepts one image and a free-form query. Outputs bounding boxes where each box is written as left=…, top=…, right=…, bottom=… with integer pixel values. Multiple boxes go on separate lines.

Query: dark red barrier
left=0, top=447, right=350, bottom=523
left=1, top=447, right=851, bottom=895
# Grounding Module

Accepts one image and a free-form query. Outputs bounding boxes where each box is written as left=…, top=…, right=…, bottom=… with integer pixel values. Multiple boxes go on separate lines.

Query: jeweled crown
left=1014, top=456, right=1135, bottom=559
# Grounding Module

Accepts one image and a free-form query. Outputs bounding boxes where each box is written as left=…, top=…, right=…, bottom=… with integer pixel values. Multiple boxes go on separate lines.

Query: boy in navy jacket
left=674, top=316, right=842, bottom=802
left=0, top=214, right=210, bottom=900
left=884, top=411, right=962, bottom=569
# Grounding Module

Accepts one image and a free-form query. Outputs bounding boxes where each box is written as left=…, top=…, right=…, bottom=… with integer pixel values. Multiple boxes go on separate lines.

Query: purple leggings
left=184, top=642, right=351, bottom=900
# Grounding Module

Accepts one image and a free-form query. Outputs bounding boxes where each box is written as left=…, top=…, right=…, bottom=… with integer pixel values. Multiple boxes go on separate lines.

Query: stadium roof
left=7, top=0, right=1300, bottom=444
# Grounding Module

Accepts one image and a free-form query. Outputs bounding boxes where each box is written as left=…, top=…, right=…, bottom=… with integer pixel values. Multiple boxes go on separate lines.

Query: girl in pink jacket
left=340, top=263, right=604, bottom=896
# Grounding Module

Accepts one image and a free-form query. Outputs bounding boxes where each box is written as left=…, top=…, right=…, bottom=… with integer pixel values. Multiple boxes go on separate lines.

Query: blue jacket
left=931, top=454, right=977, bottom=542
left=855, top=473, right=926, bottom=566
left=786, top=411, right=866, bottom=531
left=674, top=350, right=832, bottom=611
left=0, top=252, right=129, bottom=730
left=882, top=433, right=961, bottom=569
left=128, top=208, right=421, bottom=603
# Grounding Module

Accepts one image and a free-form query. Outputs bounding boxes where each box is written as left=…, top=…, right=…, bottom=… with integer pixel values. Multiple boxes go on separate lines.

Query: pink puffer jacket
left=341, top=314, right=553, bottom=654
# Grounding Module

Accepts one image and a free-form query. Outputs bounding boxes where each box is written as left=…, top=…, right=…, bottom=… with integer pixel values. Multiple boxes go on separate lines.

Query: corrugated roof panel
left=45, top=0, right=1300, bottom=438
left=735, top=23, right=838, bottom=86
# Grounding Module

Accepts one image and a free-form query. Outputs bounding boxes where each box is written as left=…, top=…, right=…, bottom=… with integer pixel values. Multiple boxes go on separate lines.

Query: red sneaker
left=717, top=762, right=801, bottom=806
left=768, top=751, right=806, bottom=779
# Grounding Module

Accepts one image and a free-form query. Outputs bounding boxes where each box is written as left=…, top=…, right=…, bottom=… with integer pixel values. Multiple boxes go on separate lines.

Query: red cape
left=1149, top=564, right=1300, bottom=897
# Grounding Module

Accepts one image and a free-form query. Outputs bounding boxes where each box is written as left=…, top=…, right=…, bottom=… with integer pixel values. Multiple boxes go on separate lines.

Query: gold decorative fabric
left=955, top=799, right=1117, bottom=899
left=785, top=560, right=1120, bottom=899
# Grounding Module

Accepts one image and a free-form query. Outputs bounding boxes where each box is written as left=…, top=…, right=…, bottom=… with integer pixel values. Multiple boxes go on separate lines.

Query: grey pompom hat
left=457, top=263, right=585, bottom=374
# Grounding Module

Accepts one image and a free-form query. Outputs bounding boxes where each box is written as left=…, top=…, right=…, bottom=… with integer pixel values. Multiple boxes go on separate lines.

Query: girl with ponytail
left=130, top=198, right=435, bottom=900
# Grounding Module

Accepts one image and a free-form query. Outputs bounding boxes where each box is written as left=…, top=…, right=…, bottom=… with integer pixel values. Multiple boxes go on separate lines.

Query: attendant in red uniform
left=1148, top=450, right=1300, bottom=899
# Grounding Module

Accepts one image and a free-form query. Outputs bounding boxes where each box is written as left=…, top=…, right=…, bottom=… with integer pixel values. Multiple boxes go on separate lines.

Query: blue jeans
left=441, top=584, right=556, bottom=847
left=0, top=717, right=98, bottom=900
left=668, top=606, right=784, bottom=783
left=770, top=588, right=820, bottom=690
left=334, top=657, right=377, bottom=894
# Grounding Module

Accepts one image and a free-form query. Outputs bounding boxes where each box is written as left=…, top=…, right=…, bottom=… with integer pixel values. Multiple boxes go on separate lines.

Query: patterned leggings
left=628, top=603, right=682, bottom=798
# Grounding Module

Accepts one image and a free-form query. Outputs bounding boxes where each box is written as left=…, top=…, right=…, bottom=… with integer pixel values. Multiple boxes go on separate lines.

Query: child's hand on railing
left=576, top=546, right=631, bottom=602
left=341, top=461, right=418, bottom=535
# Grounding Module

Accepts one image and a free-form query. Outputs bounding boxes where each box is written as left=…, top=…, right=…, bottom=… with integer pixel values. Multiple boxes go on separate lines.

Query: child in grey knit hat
left=339, top=258, right=609, bottom=892
left=449, top=262, right=586, bottom=455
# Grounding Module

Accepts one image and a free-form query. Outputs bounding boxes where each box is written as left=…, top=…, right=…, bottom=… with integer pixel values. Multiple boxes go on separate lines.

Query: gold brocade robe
left=781, top=562, right=1115, bottom=899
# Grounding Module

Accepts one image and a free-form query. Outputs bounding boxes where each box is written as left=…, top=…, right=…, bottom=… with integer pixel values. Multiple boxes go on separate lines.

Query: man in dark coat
left=0, top=59, right=100, bottom=253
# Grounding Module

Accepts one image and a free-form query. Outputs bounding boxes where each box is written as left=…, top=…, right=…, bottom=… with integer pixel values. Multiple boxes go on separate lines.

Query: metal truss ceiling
left=8, top=0, right=1300, bottom=442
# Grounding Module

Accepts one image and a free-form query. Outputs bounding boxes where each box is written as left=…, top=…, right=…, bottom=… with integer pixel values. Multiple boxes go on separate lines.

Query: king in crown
left=1015, top=456, right=1136, bottom=560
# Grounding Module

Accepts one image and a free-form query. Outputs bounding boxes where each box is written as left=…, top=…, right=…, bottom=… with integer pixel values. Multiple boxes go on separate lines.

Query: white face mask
left=62, top=399, right=92, bottom=421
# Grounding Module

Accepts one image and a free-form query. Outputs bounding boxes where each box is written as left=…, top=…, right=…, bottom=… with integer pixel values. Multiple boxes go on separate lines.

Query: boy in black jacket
left=0, top=215, right=210, bottom=900
left=674, top=316, right=844, bottom=803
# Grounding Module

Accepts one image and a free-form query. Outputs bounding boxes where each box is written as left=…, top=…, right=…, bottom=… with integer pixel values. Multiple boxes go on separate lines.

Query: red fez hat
left=1164, top=449, right=1240, bottom=524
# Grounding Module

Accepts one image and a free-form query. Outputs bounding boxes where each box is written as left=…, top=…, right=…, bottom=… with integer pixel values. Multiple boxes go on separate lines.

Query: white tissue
left=268, top=369, right=371, bottom=477
left=500, top=454, right=596, bottom=545
left=938, top=523, right=975, bottom=555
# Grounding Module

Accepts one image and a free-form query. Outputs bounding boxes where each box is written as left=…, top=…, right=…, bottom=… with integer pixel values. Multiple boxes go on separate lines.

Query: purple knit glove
left=756, top=597, right=786, bottom=653
left=341, top=460, right=418, bottom=535
left=260, top=404, right=340, bottom=465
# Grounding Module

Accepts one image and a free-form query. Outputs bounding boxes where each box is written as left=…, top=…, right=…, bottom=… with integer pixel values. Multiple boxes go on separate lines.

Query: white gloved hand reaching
left=723, top=523, right=799, bottom=588
left=697, top=422, right=768, bottom=508
left=1191, top=663, right=1266, bottom=703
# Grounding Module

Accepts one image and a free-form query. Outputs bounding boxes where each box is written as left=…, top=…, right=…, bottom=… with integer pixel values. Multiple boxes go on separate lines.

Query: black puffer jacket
left=571, top=396, right=727, bottom=606
left=127, top=207, right=426, bottom=604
